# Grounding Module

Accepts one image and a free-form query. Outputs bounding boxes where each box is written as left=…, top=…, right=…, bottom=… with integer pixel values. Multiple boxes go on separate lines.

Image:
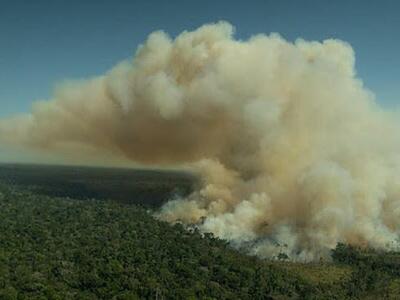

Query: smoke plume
left=1, top=22, right=400, bottom=260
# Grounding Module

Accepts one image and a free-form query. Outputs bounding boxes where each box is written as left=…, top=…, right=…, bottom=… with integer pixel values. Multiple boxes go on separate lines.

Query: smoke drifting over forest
left=1, top=22, right=400, bottom=260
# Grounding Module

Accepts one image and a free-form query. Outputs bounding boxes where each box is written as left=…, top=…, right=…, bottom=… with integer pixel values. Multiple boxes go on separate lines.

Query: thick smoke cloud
left=1, top=22, right=400, bottom=260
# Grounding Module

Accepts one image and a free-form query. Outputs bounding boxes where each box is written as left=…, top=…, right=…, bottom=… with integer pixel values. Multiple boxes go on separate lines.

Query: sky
left=0, top=0, right=399, bottom=119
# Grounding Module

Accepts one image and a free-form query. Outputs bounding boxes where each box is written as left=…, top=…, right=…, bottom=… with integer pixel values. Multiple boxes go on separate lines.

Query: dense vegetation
left=0, top=164, right=195, bottom=206
left=1, top=183, right=400, bottom=299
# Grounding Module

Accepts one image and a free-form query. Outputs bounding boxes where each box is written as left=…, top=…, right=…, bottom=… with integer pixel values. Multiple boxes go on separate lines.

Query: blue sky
left=0, top=0, right=399, bottom=118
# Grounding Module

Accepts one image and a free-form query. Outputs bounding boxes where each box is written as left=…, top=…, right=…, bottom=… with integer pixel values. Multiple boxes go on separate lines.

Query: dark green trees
left=1, top=184, right=400, bottom=299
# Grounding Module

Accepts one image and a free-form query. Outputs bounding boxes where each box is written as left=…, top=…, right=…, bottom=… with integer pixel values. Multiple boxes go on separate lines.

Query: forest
left=1, top=182, right=400, bottom=299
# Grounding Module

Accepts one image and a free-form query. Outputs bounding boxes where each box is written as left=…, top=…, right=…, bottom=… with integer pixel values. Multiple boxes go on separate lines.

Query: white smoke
left=1, top=22, right=400, bottom=260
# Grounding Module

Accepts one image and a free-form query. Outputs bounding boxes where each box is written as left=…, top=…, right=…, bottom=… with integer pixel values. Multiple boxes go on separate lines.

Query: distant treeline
left=0, top=164, right=196, bottom=206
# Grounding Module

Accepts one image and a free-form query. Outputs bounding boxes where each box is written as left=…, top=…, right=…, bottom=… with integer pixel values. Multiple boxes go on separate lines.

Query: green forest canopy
left=1, top=183, right=400, bottom=299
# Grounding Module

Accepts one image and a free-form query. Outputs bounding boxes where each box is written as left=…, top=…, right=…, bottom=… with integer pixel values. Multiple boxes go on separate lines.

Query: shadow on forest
left=0, top=163, right=196, bottom=207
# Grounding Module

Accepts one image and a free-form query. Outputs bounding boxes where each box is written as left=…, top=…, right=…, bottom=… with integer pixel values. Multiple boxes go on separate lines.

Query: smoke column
left=1, top=22, right=400, bottom=260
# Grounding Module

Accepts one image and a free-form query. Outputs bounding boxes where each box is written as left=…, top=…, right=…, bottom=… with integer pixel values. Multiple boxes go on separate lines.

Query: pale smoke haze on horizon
left=1, top=22, right=400, bottom=260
